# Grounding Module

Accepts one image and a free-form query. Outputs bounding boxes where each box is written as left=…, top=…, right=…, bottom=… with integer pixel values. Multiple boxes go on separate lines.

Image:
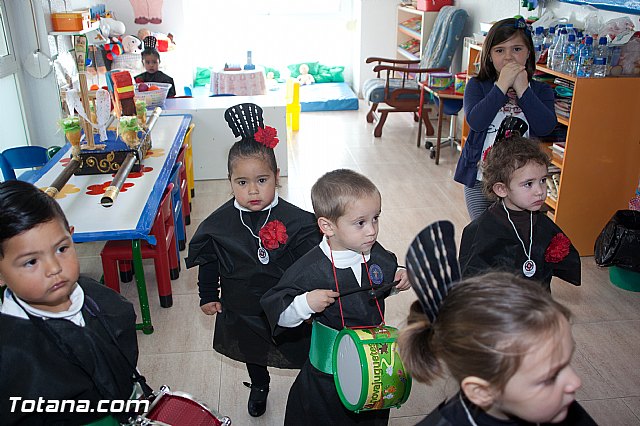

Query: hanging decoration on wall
left=23, top=0, right=53, bottom=79
left=129, top=0, right=164, bottom=25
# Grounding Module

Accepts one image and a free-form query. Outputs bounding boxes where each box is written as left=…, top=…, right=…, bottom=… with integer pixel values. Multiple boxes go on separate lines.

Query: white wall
left=353, top=0, right=398, bottom=96
left=10, top=0, right=639, bottom=151
left=6, top=0, right=67, bottom=148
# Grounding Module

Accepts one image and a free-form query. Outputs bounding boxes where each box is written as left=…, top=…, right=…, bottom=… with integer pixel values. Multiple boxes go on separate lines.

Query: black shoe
left=243, top=381, right=269, bottom=417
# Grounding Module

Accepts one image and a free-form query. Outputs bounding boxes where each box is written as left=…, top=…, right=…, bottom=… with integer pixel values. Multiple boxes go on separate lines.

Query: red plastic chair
left=177, top=145, right=191, bottom=225
left=100, top=184, right=180, bottom=308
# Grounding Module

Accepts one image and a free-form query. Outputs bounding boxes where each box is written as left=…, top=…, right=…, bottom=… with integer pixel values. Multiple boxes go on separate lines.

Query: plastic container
left=562, top=34, right=578, bottom=74
left=550, top=28, right=568, bottom=71
left=593, top=37, right=608, bottom=78
left=576, top=36, right=594, bottom=78
left=609, top=266, right=640, bottom=292
left=51, top=11, right=91, bottom=32
left=532, top=26, right=545, bottom=63
left=134, top=82, right=172, bottom=108
left=454, top=72, right=467, bottom=94
left=428, top=72, right=453, bottom=90
left=416, top=0, right=453, bottom=11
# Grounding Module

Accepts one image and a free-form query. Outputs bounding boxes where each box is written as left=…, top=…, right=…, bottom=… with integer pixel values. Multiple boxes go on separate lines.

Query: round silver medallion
left=258, top=247, right=270, bottom=265
left=523, top=259, right=536, bottom=277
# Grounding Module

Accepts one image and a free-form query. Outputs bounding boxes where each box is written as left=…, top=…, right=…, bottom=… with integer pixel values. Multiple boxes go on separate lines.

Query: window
left=0, top=0, right=29, bottom=152
left=182, top=0, right=354, bottom=75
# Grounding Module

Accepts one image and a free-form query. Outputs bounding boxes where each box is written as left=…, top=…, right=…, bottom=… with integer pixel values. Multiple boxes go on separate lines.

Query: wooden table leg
left=132, top=239, right=154, bottom=334
left=435, top=101, right=444, bottom=165
left=417, top=85, right=426, bottom=147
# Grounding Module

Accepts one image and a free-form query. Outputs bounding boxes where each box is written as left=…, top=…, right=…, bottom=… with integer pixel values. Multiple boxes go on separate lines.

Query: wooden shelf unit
left=460, top=43, right=640, bottom=255
left=396, top=6, right=437, bottom=61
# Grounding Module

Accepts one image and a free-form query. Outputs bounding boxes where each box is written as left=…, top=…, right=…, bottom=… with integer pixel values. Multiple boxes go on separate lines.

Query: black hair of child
left=227, top=138, right=278, bottom=178
left=478, top=17, right=537, bottom=82
left=141, top=47, right=161, bottom=61
left=481, top=136, right=551, bottom=201
left=0, top=180, right=69, bottom=258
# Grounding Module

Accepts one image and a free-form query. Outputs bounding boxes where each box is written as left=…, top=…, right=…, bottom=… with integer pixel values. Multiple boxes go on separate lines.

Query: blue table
left=29, top=114, right=192, bottom=334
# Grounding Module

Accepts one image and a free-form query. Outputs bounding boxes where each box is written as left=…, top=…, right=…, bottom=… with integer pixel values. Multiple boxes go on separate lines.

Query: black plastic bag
left=594, top=210, right=640, bottom=272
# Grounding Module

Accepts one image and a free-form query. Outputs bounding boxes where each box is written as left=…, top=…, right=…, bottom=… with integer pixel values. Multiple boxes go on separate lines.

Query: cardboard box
left=51, top=11, right=91, bottom=32
left=416, top=0, right=453, bottom=11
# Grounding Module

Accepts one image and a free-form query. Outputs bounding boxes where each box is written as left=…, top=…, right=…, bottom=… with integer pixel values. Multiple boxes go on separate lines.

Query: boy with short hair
left=0, top=180, right=141, bottom=425
left=261, top=168, right=411, bottom=425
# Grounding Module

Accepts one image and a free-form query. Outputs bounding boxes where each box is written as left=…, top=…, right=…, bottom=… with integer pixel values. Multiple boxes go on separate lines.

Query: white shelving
left=396, top=6, right=437, bottom=61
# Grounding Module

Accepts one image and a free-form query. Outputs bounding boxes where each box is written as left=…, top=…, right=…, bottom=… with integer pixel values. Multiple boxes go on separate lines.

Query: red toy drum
left=132, top=386, right=231, bottom=426
left=417, top=0, right=453, bottom=11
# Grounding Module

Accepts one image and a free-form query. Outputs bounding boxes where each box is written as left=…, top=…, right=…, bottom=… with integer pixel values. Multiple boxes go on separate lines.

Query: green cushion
left=193, top=67, right=211, bottom=87
left=329, top=66, right=345, bottom=82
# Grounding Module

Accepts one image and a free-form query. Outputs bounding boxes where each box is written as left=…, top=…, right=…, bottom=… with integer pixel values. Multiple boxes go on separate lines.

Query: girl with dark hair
left=454, top=17, right=557, bottom=220
left=398, top=272, right=597, bottom=425
left=185, top=103, right=321, bottom=418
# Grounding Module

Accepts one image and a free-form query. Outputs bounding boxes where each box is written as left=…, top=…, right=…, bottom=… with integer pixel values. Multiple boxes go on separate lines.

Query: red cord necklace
left=328, top=240, right=385, bottom=329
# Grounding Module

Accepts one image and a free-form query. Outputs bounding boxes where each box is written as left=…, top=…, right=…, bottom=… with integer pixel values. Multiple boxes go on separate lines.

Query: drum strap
left=309, top=321, right=339, bottom=374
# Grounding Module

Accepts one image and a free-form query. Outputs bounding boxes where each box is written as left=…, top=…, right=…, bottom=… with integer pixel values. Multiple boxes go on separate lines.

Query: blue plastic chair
left=0, top=146, right=49, bottom=181
left=0, top=153, right=12, bottom=182
left=170, top=161, right=187, bottom=252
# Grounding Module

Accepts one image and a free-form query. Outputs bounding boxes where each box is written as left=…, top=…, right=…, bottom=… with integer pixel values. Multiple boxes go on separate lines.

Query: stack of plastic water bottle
left=544, top=23, right=609, bottom=78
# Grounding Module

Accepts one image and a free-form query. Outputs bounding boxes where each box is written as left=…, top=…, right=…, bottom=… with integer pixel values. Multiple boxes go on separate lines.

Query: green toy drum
left=332, top=326, right=412, bottom=412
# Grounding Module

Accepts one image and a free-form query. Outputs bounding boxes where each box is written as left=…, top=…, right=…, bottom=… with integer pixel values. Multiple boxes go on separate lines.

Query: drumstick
left=338, top=280, right=399, bottom=298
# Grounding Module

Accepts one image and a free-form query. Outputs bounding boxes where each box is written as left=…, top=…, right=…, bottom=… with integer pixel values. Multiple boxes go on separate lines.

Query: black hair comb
left=143, top=36, right=157, bottom=50
left=405, top=220, right=460, bottom=323
left=224, top=103, right=264, bottom=140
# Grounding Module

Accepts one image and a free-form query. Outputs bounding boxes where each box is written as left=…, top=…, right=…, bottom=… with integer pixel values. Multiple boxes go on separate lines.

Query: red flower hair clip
left=254, top=126, right=279, bottom=149
left=482, top=146, right=493, bottom=162
left=259, top=220, right=288, bottom=250
left=545, top=233, right=571, bottom=263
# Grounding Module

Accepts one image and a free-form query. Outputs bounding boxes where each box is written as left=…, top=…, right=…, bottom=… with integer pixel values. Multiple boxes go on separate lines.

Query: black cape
left=261, top=243, right=398, bottom=425
left=459, top=203, right=581, bottom=290
left=417, top=392, right=598, bottom=426
left=0, top=276, right=138, bottom=426
left=185, top=197, right=321, bottom=368
left=134, top=71, right=176, bottom=97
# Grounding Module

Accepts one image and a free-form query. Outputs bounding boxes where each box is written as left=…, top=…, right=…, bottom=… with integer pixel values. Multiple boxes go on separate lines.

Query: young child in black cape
left=185, top=103, right=321, bottom=418
left=459, top=135, right=581, bottom=291
left=398, top=271, right=597, bottom=426
left=261, top=168, right=411, bottom=425
left=0, top=180, right=142, bottom=425
left=135, top=36, right=176, bottom=98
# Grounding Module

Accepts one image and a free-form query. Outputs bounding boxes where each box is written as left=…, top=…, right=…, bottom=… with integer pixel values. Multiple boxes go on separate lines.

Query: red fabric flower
left=545, top=233, right=571, bottom=263
left=259, top=220, right=288, bottom=250
left=482, top=146, right=493, bottom=162
left=254, top=126, right=279, bottom=149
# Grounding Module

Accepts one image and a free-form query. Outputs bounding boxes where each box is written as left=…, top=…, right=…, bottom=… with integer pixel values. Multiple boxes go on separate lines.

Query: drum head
left=147, top=394, right=223, bottom=426
left=335, top=333, right=363, bottom=406
left=333, top=326, right=413, bottom=413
